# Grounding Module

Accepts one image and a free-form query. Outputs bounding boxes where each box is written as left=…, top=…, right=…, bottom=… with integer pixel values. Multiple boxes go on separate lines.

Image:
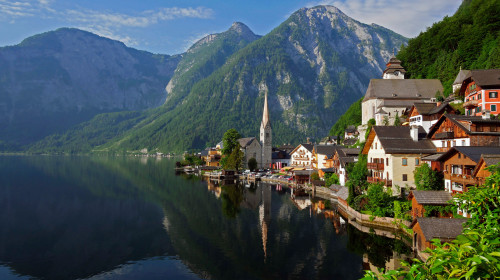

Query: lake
left=0, top=156, right=411, bottom=280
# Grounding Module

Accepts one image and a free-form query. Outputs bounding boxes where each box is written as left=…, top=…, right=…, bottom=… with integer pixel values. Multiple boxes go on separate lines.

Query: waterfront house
left=312, top=145, right=340, bottom=172
left=411, top=217, right=467, bottom=253
left=290, top=144, right=314, bottom=168
left=204, top=148, right=222, bottom=167
left=363, top=126, right=436, bottom=194
left=459, top=69, right=500, bottom=116
left=408, top=190, right=453, bottom=219
left=271, top=147, right=291, bottom=169
left=427, top=114, right=500, bottom=153
left=332, top=148, right=359, bottom=186
left=437, top=146, right=500, bottom=194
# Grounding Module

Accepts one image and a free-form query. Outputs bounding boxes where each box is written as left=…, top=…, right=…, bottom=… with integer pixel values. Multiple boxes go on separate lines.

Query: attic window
left=416, top=94, right=421, bottom=97
left=392, top=94, right=397, bottom=97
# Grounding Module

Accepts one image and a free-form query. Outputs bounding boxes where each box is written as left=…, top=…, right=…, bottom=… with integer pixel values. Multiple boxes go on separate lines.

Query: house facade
left=407, top=102, right=456, bottom=133
left=408, top=191, right=453, bottom=219
left=363, top=126, right=436, bottom=194
left=427, top=114, right=500, bottom=153
left=459, top=69, right=500, bottom=116
left=290, top=144, right=314, bottom=168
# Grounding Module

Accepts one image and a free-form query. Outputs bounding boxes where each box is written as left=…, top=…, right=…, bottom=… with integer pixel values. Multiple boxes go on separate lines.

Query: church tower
left=382, top=56, right=406, bottom=79
left=260, top=92, right=272, bottom=168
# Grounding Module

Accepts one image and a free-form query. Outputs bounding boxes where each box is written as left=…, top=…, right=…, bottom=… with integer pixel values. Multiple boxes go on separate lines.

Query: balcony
left=367, top=177, right=392, bottom=186
left=463, top=100, right=479, bottom=109
left=367, top=162, right=384, bottom=171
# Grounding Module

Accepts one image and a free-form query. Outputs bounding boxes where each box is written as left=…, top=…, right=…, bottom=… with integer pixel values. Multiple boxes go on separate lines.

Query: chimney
left=436, top=101, right=442, bottom=107
left=410, top=126, right=419, bottom=142
left=482, top=110, right=491, bottom=120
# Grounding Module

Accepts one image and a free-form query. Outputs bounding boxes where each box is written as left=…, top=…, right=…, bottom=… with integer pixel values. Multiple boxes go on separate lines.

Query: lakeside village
left=177, top=58, right=500, bottom=263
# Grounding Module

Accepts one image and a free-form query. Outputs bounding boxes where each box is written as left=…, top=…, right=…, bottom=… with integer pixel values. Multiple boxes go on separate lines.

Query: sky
left=0, top=0, right=462, bottom=55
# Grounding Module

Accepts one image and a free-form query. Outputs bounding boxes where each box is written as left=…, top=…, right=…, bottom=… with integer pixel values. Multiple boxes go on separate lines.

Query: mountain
left=91, top=6, right=407, bottom=153
left=164, top=22, right=261, bottom=110
left=0, top=28, right=181, bottom=147
left=397, top=0, right=500, bottom=94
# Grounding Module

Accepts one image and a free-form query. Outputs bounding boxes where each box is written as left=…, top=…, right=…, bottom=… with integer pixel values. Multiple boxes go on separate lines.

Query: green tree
left=248, top=157, right=258, bottom=171
left=224, top=144, right=244, bottom=171
left=363, top=164, right=500, bottom=279
left=325, top=173, right=339, bottom=186
left=414, top=163, right=444, bottom=190
left=365, top=119, right=376, bottom=140
left=222, top=128, right=241, bottom=156
left=310, top=172, right=320, bottom=181
left=383, top=116, right=389, bottom=126
left=346, top=154, right=369, bottom=196
left=366, top=183, right=392, bottom=217
left=393, top=112, right=400, bottom=126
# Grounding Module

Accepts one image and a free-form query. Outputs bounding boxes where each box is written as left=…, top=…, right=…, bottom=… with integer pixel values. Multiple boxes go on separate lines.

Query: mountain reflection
left=0, top=156, right=409, bottom=280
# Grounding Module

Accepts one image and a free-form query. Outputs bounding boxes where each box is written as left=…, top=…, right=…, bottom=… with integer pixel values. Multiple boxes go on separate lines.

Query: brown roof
left=363, top=79, right=443, bottom=102
left=437, top=146, right=500, bottom=163
left=371, top=126, right=436, bottom=154
left=343, top=139, right=357, bottom=146
left=413, top=217, right=468, bottom=241
left=383, top=57, right=406, bottom=75
left=483, top=155, right=500, bottom=166
left=314, top=145, right=340, bottom=156
left=409, top=190, right=452, bottom=205
left=464, top=69, right=500, bottom=88
left=341, top=148, right=360, bottom=156
left=413, top=102, right=454, bottom=115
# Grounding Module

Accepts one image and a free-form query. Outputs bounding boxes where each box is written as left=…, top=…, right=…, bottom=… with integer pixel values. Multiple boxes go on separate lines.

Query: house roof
left=377, top=99, right=417, bottom=109
left=321, top=168, right=336, bottom=173
left=339, top=156, right=356, bottom=168
left=463, top=69, right=500, bottom=88
left=409, top=191, right=452, bottom=205
left=437, top=146, right=500, bottom=163
left=413, top=102, right=454, bottom=115
left=412, top=217, right=468, bottom=241
left=291, top=143, right=314, bottom=154
left=363, top=79, right=443, bottom=102
left=364, top=126, right=436, bottom=154
left=343, top=138, right=357, bottom=146
left=238, top=137, right=259, bottom=148
left=341, top=148, right=360, bottom=156
left=427, top=114, right=500, bottom=138
left=483, top=155, right=500, bottom=166
left=421, top=153, right=444, bottom=161
left=315, top=145, right=340, bottom=156
left=453, top=69, right=471, bottom=85
left=345, top=125, right=358, bottom=133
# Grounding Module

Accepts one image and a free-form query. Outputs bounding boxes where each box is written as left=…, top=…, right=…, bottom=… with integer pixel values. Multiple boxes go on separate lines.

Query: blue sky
left=0, top=0, right=462, bottom=55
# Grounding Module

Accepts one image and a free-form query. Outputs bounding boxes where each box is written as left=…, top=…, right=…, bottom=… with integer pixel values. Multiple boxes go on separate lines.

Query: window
left=489, top=91, right=498, bottom=98
left=462, top=140, right=466, bottom=146
left=402, top=158, right=407, bottom=166
left=402, top=174, right=408, bottom=181
left=491, top=104, right=497, bottom=112
left=478, top=94, right=482, bottom=100
left=386, top=158, right=389, bottom=166
left=458, top=153, right=461, bottom=159
left=415, top=158, right=420, bottom=166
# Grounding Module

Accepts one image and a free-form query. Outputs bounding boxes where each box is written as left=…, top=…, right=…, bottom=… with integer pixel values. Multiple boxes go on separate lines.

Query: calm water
left=0, top=156, right=410, bottom=280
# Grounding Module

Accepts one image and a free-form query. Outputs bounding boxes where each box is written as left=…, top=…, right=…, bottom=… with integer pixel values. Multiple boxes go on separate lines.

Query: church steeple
left=260, top=92, right=272, bottom=168
left=261, top=92, right=270, bottom=128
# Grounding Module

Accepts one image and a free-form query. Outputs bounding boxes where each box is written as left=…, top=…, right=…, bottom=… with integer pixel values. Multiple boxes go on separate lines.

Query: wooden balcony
left=367, top=177, right=392, bottom=186
left=367, top=162, right=384, bottom=171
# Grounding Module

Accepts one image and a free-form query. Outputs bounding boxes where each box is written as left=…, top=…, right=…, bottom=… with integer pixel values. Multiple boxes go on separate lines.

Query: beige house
left=362, top=126, right=436, bottom=195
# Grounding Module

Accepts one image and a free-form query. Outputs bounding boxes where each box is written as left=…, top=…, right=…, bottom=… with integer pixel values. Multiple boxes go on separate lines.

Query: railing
left=367, top=177, right=392, bottom=186
left=367, top=162, right=384, bottom=170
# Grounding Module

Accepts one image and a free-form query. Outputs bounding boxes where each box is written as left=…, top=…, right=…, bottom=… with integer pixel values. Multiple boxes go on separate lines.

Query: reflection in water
left=0, top=156, right=411, bottom=280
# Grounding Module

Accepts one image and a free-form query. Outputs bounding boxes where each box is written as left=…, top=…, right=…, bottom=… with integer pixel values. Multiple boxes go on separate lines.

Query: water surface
left=0, top=156, right=410, bottom=279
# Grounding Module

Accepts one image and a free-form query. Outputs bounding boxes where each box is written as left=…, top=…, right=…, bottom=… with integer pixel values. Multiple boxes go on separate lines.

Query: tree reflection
left=221, top=184, right=244, bottom=218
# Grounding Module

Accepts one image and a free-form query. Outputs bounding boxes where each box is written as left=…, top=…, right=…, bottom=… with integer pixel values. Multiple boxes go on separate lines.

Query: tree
left=393, top=112, right=401, bottom=126
left=221, top=128, right=241, bottom=156
left=310, top=172, right=320, bottom=181
left=383, top=116, right=389, bottom=126
left=248, top=157, right=257, bottom=171
left=414, top=163, right=444, bottom=190
left=324, top=173, right=339, bottom=186
left=365, top=119, right=376, bottom=140
left=346, top=154, right=369, bottom=195
left=363, top=164, right=500, bottom=279
left=224, top=144, right=244, bottom=171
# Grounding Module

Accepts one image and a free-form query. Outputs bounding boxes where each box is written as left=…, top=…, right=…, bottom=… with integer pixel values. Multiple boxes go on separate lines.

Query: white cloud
left=0, top=0, right=35, bottom=17
left=64, top=6, right=213, bottom=29
left=307, top=0, right=461, bottom=37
